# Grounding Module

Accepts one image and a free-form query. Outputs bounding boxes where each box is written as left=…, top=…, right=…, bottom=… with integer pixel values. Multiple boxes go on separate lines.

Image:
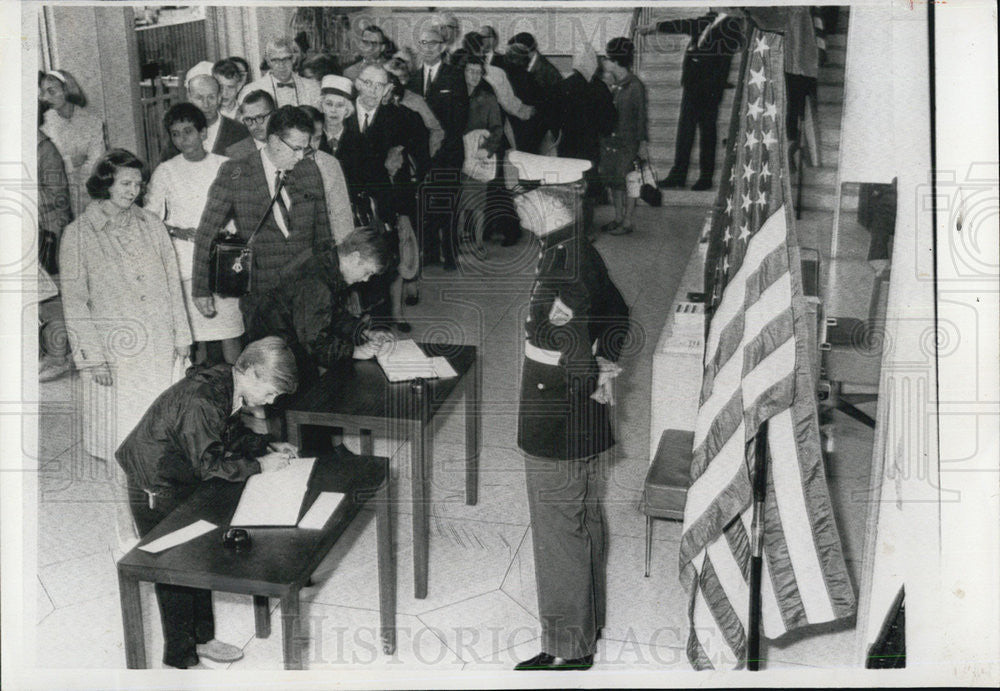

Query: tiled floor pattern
left=32, top=203, right=869, bottom=672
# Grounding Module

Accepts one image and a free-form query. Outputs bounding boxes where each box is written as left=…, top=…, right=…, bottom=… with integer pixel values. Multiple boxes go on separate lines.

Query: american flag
left=678, top=27, right=856, bottom=670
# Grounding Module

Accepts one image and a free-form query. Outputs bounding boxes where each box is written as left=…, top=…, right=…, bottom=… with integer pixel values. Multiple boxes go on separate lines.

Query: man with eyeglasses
left=434, top=12, right=462, bottom=61
left=192, top=106, right=330, bottom=329
left=407, top=26, right=469, bottom=270
left=237, top=90, right=276, bottom=152
left=343, top=25, right=388, bottom=82
left=478, top=25, right=506, bottom=70
left=240, top=36, right=320, bottom=109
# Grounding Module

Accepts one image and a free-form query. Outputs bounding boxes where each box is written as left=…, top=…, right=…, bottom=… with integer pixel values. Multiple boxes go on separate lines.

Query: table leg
left=118, top=571, right=146, bottom=669
left=280, top=590, right=303, bottom=670
left=254, top=595, right=271, bottom=638
left=464, top=357, right=480, bottom=506
left=286, top=414, right=301, bottom=448
left=410, top=380, right=431, bottom=599
left=360, top=428, right=374, bottom=457
left=375, top=473, right=396, bottom=655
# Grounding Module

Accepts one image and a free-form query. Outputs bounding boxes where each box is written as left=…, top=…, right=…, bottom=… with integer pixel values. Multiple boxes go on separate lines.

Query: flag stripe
left=768, top=408, right=837, bottom=622
left=698, top=555, right=748, bottom=661
left=699, top=310, right=745, bottom=405
left=708, top=536, right=750, bottom=631
left=742, top=339, right=796, bottom=406
left=724, top=518, right=752, bottom=582
left=692, top=391, right=743, bottom=478
left=684, top=426, right=747, bottom=525
left=743, top=242, right=790, bottom=308
left=743, top=309, right=794, bottom=373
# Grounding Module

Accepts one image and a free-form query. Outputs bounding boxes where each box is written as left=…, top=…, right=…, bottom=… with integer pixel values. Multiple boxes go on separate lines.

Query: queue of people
left=37, top=12, right=773, bottom=672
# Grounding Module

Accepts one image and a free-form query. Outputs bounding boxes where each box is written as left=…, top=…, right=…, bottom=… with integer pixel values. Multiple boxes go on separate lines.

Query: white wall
left=851, top=1, right=1000, bottom=677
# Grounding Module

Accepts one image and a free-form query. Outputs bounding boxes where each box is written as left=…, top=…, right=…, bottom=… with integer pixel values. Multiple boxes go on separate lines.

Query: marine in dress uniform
left=506, top=152, right=630, bottom=671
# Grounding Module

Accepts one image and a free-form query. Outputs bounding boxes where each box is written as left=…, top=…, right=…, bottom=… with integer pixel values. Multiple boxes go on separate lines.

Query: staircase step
left=823, top=46, right=847, bottom=67
left=817, top=84, right=843, bottom=104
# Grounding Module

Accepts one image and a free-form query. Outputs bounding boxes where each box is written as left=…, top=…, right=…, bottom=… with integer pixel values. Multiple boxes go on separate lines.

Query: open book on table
left=375, top=339, right=458, bottom=383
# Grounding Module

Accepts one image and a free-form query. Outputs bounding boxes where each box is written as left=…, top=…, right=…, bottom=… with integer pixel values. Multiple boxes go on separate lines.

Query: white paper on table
left=230, top=457, right=316, bottom=527
left=297, top=491, right=346, bottom=530
left=139, top=519, right=217, bottom=554
left=376, top=339, right=458, bottom=382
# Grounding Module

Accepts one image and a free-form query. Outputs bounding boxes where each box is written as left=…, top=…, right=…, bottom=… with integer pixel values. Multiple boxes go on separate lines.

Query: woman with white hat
left=39, top=69, right=107, bottom=217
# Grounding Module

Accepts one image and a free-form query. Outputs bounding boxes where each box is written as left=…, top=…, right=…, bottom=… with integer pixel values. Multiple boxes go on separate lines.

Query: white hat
left=184, top=61, right=216, bottom=89
left=507, top=151, right=592, bottom=186
left=320, top=74, right=354, bottom=99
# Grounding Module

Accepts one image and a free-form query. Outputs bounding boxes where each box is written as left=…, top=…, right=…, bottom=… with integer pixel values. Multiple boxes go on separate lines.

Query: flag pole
left=746, top=418, right=769, bottom=670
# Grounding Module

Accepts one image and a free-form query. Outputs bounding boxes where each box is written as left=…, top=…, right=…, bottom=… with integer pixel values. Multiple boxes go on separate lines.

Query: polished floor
left=34, top=200, right=871, bottom=675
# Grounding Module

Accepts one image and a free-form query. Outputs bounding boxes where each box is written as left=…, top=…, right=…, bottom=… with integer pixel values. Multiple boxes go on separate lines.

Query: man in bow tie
left=239, top=36, right=321, bottom=109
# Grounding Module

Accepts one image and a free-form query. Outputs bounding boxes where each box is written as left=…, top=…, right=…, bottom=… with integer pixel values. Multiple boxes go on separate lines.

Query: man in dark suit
left=505, top=152, right=630, bottom=672
left=478, top=25, right=506, bottom=70
left=638, top=10, right=745, bottom=190
left=510, top=32, right=563, bottom=153
left=163, top=68, right=253, bottom=161
left=408, top=26, right=468, bottom=270
left=191, top=106, right=331, bottom=328
left=558, top=45, right=617, bottom=234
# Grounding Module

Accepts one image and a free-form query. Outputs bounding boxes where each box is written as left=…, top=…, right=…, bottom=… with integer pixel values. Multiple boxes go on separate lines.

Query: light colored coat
left=59, top=201, right=191, bottom=458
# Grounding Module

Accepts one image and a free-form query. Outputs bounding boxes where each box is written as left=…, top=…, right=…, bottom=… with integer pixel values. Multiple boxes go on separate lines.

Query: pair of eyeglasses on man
left=361, top=38, right=384, bottom=46
left=357, top=78, right=388, bottom=90
left=418, top=39, right=443, bottom=46
left=269, top=56, right=294, bottom=65
left=279, top=135, right=314, bottom=158
left=241, top=113, right=272, bottom=126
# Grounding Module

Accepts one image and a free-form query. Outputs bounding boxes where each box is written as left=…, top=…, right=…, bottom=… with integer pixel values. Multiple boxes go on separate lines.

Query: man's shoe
left=395, top=320, right=412, bottom=334
left=404, top=294, right=420, bottom=306
left=691, top=178, right=713, bottom=191
left=514, top=651, right=594, bottom=671
left=608, top=224, right=634, bottom=236
left=599, top=220, right=620, bottom=234
left=195, top=639, right=244, bottom=663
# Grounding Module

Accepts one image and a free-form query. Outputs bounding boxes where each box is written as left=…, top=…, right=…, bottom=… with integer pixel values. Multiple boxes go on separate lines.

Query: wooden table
left=281, top=342, right=480, bottom=599
left=117, top=447, right=394, bottom=670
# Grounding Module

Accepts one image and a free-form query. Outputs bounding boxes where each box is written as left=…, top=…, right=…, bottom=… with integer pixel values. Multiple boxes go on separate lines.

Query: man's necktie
left=273, top=170, right=290, bottom=236
left=362, top=112, right=370, bottom=133
left=276, top=81, right=295, bottom=88
left=424, top=67, right=432, bottom=96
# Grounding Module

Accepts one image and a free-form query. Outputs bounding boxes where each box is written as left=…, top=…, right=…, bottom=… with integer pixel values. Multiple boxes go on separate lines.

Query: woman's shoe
left=395, top=320, right=412, bottom=334
left=600, top=220, right=620, bottom=234
left=608, top=223, right=634, bottom=236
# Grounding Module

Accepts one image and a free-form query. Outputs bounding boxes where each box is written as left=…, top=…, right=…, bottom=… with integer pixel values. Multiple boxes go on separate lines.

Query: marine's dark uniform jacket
left=115, top=364, right=271, bottom=495
left=517, top=223, right=629, bottom=460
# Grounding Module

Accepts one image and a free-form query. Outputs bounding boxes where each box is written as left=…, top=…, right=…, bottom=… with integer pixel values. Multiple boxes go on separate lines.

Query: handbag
left=637, top=158, right=663, bottom=207
left=208, top=179, right=288, bottom=298
left=462, top=130, right=497, bottom=183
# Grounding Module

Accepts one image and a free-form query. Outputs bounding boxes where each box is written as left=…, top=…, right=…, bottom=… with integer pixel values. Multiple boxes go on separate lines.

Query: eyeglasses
left=357, top=78, right=388, bottom=90
left=241, top=112, right=272, bottom=126
left=269, top=55, right=294, bottom=65
left=361, top=38, right=385, bottom=46
left=279, top=135, right=314, bottom=158
left=419, top=39, right=443, bottom=46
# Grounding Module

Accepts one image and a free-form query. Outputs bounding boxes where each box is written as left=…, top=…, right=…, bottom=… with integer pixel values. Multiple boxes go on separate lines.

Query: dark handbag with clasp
left=208, top=234, right=253, bottom=297
left=207, top=177, right=289, bottom=298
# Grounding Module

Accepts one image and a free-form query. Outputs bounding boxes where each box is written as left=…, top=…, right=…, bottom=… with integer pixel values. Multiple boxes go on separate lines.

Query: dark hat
left=508, top=32, right=537, bottom=51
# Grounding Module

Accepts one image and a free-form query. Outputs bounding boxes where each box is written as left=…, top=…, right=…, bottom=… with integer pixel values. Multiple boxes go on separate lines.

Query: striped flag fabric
left=678, top=26, right=856, bottom=670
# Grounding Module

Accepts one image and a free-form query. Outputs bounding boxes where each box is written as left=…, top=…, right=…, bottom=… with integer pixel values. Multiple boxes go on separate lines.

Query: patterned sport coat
left=191, top=150, right=330, bottom=299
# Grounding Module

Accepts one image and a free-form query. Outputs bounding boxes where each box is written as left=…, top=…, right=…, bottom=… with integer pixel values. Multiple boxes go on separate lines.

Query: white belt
left=524, top=340, right=562, bottom=366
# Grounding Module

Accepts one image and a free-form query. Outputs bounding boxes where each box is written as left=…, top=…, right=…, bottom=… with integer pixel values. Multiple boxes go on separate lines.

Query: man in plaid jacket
left=192, top=106, right=331, bottom=326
